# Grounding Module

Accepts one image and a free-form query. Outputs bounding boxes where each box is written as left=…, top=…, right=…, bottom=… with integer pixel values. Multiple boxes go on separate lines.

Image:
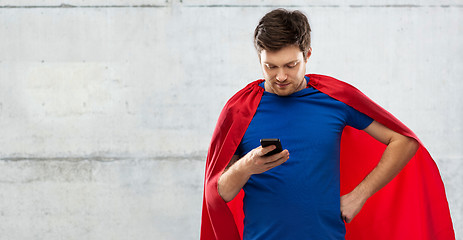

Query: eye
left=266, top=64, right=277, bottom=69
left=286, top=62, right=298, bottom=68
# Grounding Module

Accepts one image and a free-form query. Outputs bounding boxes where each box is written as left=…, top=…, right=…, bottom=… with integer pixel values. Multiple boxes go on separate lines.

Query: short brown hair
left=254, top=9, right=311, bottom=60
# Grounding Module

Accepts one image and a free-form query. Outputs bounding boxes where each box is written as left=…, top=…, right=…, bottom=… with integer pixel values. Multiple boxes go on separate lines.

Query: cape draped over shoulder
left=201, top=74, right=455, bottom=240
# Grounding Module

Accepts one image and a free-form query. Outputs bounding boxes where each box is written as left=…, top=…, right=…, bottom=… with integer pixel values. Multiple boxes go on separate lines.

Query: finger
left=269, top=154, right=289, bottom=166
left=345, top=216, right=352, bottom=223
left=341, top=213, right=348, bottom=223
left=265, top=150, right=289, bottom=163
left=265, top=151, right=290, bottom=166
left=266, top=159, right=288, bottom=171
left=259, top=145, right=276, bottom=156
left=341, top=212, right=352, bottom=223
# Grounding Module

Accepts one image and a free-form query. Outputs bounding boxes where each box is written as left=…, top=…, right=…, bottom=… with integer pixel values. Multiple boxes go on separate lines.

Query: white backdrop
left=0, top=1, right=461, bottom=239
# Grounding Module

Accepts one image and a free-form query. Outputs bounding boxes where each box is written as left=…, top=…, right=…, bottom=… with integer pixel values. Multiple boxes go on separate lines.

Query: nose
left=276, top=68, right=287, bottom=82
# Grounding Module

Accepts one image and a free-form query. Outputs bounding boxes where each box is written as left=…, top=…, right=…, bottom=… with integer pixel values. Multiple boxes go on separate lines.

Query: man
left=201, top=9, right=454, bottom=240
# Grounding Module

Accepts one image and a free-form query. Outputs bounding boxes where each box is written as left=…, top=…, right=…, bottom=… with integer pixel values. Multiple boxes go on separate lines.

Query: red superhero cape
left=201, top=74, right=455, bottom=240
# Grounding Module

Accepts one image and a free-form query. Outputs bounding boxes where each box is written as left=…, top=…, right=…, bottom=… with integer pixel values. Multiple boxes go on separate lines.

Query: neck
left=296, top=77, right=308, bottom=91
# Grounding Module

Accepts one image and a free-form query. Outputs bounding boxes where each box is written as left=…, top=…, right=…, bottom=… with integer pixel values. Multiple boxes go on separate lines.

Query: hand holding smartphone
left=260, top=138, right=283, bottom=156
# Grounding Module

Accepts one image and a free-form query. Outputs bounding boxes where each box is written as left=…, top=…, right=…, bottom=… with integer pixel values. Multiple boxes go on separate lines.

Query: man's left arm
left=340, top=120, right=420, bottom=223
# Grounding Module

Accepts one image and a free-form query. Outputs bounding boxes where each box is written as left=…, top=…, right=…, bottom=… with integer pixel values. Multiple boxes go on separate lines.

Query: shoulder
left=218, top=80, right=264, bottom=118
left=306, top=74, right=368, bottom=104
left=307, top=74, right=359, bottom=91
left=225, top=80, right=264, bottom=106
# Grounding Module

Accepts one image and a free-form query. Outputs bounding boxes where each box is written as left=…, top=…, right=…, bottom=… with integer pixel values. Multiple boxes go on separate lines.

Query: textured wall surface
left=0, top=1, right=461, bottom=239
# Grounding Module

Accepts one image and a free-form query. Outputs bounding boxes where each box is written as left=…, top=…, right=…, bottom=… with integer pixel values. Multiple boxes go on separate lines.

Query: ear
left=306, top=47, right=312, bottom=61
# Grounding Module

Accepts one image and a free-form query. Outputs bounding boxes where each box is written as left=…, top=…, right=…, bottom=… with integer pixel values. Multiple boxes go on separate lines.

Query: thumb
left=259, top=145, right=276, bottom=156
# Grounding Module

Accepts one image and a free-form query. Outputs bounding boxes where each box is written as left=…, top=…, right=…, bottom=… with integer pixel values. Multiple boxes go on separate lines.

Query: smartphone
left=260, top=138, right=283, bottom=157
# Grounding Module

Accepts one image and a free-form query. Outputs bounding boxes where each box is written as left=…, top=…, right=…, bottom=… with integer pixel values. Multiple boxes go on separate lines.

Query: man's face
left=260, top=45, right=310, bottom=96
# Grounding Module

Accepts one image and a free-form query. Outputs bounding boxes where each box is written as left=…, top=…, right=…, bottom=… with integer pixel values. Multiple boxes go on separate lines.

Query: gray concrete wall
left=0, top=1, right=461, bottom=239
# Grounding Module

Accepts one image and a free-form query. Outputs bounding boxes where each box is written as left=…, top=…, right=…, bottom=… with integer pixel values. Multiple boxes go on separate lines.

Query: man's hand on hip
left=340, top=190, right=368, bottom=223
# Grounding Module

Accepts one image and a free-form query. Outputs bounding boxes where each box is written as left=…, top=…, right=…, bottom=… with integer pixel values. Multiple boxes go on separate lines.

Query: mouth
left=276, top=82, right=290, bottom=88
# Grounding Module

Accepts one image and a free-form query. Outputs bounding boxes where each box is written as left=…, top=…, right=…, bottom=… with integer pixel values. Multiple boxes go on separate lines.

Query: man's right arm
left=217, top=145, right=289, bottom=202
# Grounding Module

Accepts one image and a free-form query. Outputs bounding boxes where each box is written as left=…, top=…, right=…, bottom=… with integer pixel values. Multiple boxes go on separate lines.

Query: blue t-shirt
left=235, top=76, right=373, bottom=240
